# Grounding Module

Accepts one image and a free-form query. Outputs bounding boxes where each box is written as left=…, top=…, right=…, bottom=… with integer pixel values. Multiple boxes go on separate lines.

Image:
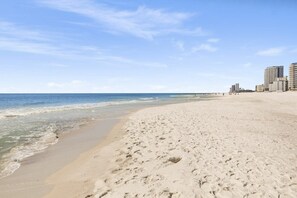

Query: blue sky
left=0, top=0, right=297, bottom=93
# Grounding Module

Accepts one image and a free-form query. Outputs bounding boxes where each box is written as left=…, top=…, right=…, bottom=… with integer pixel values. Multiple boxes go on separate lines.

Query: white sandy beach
left=2, top=1, right=296, bottom=198
left=1, top=92, right=297, bottom=198
left=91, top=93, right=297, bottom=198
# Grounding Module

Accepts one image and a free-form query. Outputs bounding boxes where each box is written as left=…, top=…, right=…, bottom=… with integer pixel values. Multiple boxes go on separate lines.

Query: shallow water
left=0, top=93, right=203, bottom=178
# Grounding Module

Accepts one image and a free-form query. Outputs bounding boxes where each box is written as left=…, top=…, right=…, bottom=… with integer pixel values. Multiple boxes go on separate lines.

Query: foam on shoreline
left=0, top=131, right=58, bottom=178
left=0, top=98, right=157, bottom=178
left=0, top=98, right=156, bottom=120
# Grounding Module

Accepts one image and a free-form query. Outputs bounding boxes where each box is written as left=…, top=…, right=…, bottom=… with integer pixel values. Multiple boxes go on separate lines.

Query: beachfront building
left=235, top=83, right=240, bottom=92
left=229, top=83, right=240, bottom=94
left=289, top=63, right=297, bottom=91
left=269, top=77, right=288, bottom=92
left=230, top=85, right=235, bottom=93
left=229, top=83, right=251, bottom=93
left=255, top=84, right=264, bottom=92
left=264, top=66, right=284, bottom=91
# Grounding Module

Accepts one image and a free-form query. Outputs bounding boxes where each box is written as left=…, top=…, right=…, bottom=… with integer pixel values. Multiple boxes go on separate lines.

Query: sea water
left=0, top=93, right=200, bottom=178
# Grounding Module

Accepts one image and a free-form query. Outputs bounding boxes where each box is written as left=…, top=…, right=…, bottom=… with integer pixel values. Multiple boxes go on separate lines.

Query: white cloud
left=256, top=47, right=285, bottom=56
left=0, top=37, right=101, bottom=58
left=207, top=38, right=220, bottom=43
left=192, top=44, right=217, bottom=53
left=0, top=20, right=168, bottom=68
left=0, top=20, right=74, bottom=56
left=0, top=21, right=49, bottom=41
left=0, top=37, right=168, bottom=68
left=38, top=0, right=206, bottom=39
left=162, top=27, right=206, bottom=36
left=47, top=80, right=84, bottom=88
left=0, top=38, right=65, bottom=56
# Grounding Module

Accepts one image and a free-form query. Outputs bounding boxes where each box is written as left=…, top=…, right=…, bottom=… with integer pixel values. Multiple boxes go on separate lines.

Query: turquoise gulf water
left=0, top=93, right=201, bottom=178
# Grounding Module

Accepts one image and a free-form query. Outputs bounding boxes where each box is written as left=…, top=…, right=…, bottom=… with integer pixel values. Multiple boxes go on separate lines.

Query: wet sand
left=0, top=115, right=122, bottom=198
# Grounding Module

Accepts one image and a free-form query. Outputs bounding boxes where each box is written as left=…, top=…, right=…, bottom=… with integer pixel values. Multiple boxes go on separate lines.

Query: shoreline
left=0, top=98, right=202, bottom=198
left=43, top=99, right=208, bottom=198
left=45, top=99, right=220, bottom=198
left=5, top=92, right=297, bottom=197
left=44, top=112, right=131, bottom=198
left=0, top=94, right=202, bottom=180
left=0, top=105, right=133, bottom=198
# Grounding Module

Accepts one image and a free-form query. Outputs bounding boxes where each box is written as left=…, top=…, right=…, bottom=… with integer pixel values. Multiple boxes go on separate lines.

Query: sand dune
left=93, top=93, right=297, bottom=198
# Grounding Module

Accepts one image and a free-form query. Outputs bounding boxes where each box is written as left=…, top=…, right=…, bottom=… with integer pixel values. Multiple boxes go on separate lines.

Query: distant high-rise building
left=264, top=66, right=284, bottom=90
left=231, top=85, right=235, bottom=92
left=229, top=83, right=240, bottom=94
left=289, top=63, right=297, bottom=90
left=235, top=83, right=240, bottom=92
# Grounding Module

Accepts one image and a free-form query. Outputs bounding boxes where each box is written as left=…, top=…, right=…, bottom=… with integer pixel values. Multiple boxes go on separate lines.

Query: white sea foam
left=0, top=99, right=155, bottom=120
left=0, top=98, right=157, bottom=178
left=0, top=97, right=159, bottom=178
left=139, top=97, right=155, bottom=100
left=0, top=126, right=58, bottom=178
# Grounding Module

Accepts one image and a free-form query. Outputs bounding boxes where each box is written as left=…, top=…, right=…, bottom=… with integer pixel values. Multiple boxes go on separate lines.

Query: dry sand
left=92, top=92, right=297, bottom=197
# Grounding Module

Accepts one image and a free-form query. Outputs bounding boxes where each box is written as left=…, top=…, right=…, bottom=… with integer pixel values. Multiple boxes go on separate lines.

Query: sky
left=0, top=0, right=297, bottom=93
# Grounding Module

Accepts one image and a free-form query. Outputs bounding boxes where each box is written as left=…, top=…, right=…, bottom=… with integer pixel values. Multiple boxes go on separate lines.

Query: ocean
left=0, top=93, right=202, bottom=178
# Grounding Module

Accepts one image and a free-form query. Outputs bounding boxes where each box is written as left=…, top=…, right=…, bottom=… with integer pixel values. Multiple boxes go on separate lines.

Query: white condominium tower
left=264, top=66, right=284, bottom=91
left=289, top=63, right=297, bottom=90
